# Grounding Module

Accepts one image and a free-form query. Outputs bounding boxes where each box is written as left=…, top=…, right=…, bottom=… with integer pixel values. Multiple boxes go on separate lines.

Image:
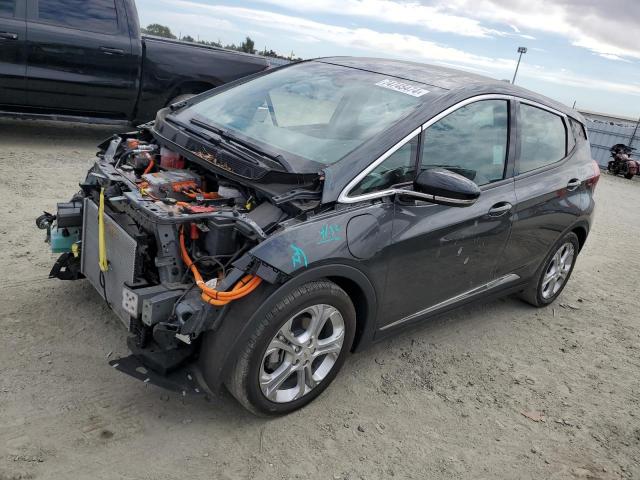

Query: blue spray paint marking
left=317, top=223, right=342, bottom=245
left=290, top=243, right=308, bottom=268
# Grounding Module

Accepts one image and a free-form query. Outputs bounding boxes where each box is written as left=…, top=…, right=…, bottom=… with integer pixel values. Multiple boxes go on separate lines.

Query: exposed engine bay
left=37, top=127, right=323, bottom=389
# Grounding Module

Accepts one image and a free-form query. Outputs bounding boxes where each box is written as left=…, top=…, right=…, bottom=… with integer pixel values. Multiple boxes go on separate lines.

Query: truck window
left=37, top=0, right=118, bottom=33
left=0, top=0, right=15, bottom=17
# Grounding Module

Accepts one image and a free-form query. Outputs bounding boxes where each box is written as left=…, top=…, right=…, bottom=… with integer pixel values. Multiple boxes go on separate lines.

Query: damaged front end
left=38, top=123, right=322, bottom=393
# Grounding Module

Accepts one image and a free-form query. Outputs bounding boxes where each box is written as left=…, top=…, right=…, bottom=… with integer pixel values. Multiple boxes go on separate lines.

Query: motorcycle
left=607, top=143, right=639, bottom=179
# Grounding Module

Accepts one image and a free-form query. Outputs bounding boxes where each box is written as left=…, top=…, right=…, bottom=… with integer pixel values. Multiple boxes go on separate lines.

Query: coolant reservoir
left=160, top=147, right=184, bottom=169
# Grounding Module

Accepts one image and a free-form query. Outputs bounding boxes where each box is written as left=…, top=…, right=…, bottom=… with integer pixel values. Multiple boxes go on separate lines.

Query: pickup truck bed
left=0, top=0, right=271, bottom=124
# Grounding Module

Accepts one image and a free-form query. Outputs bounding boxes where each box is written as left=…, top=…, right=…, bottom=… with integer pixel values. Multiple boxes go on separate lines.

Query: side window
left=569, top=118, right=587, bottom=141
left=37, top=0, right=118, bottom=33
left=421, top=100, right=509, bottom=186
left=566, top=118, right=576, bottom=152
left=0, top=0, right=15, bottom=17
left=350, top=135, right=419, bottom=196
left=519, top=104, right=567, bottom=173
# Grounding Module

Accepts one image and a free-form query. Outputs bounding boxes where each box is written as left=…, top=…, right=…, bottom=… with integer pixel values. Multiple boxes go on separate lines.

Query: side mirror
left=411, top=168, right=480, bottom=206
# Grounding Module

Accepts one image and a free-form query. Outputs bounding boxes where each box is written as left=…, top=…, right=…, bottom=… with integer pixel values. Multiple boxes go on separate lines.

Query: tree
left=182, top=35, right=194, bottom=42
left=142, top=24, right=176, bottom=39
left=240, top=36, right=256, bottom=54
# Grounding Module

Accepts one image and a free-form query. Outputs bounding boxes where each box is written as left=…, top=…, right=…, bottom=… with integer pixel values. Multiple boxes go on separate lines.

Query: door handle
left=488, top=202, right=512, bottom=217
left=566, top=179, right=581, bottom=191
left=100, top=46, right=124, bottom=55
left=0, top=31, right=18, bottom=40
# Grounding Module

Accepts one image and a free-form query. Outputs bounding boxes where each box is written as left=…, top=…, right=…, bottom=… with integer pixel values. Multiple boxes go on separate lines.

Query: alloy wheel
left=260, top=304, right=345, bottom=403
left=541, top=241, right=575, bottom=300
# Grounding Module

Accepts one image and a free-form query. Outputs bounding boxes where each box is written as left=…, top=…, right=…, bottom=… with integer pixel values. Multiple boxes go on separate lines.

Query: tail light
left=586, top=160, right=600, bottom=190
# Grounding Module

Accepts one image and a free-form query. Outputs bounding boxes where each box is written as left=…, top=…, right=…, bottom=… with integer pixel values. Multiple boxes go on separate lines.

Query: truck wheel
left=225, top=280, right=356, bottom=416
left=520, top=232, right=580, bottom=307
left=624, top=173, right=634, bottom=179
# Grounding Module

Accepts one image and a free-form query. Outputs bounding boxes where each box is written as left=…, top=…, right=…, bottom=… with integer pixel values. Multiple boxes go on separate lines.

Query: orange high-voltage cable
left=179, top=226, right=262, bottom=306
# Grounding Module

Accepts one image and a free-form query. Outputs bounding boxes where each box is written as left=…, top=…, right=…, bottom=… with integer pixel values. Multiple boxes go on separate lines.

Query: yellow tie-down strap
left=98, top=187, right=109, bottom=272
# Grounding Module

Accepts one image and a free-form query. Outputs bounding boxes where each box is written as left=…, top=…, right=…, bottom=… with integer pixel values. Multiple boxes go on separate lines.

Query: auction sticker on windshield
left=375, top=79, right=430, bottom=97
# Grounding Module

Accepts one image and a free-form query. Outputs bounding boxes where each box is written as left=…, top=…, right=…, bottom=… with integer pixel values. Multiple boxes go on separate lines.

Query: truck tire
left=224, top=280, right=356, bottom=416
left=519, top=232, right=580, bottom=307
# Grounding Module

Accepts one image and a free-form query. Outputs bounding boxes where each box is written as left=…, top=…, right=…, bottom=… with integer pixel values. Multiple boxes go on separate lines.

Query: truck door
left=0, top=0, right=27, bottom=106
left=24, top=0, right=138, bottom=118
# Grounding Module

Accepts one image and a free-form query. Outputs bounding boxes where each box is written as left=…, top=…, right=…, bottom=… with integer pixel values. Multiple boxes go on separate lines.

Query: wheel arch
left=198, top=263, right=378, bottom=391
left=570, top=221, right=589, bottom=252
left=269, top=264, right=378, bottom=352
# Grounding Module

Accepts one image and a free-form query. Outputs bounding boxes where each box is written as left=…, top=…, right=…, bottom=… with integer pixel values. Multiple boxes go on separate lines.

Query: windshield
left=178, top=62, right=428, bottom=166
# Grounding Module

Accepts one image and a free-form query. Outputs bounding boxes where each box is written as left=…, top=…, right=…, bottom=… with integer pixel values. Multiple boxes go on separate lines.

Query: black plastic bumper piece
left=108, top=353, right=205, bottom=396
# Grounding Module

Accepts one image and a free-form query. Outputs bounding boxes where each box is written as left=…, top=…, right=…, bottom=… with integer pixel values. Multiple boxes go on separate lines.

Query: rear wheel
left=520, top=232, right=579, bottom=307
left=225, top=280, right=356, bottom=415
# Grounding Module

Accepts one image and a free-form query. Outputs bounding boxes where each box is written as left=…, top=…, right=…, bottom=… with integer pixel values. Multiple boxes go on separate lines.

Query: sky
left=136, top=0, right=640, bottom=119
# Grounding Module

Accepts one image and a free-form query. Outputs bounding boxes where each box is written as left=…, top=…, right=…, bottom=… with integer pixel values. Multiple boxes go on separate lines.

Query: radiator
left=81, top=198, right=138, bottom=328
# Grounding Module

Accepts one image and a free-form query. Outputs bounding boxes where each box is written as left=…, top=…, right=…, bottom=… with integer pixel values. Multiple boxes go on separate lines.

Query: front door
left=0, top=0, right=27, bottom=106
left=24, top=0, right=138, bottom=117
left=380, top=98, right=517, bottom=329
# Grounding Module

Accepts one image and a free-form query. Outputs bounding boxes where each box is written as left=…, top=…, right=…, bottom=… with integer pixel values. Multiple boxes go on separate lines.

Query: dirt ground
left=0, top=118, right=639, bottom=480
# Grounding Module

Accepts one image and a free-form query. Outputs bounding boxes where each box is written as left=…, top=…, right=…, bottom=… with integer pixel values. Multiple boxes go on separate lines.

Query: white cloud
left=598, top=53, right=632, bottom=63
left=443, top=0, right=640, bottom=60
left=252, top=0, right=504, bottom=38
left=520, top=64, right=640, bottom=97
left=168, top=1, right=517, bottom=71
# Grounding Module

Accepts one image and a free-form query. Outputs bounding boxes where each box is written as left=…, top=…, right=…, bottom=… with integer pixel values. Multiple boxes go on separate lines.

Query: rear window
left=37, top=0, right=118, bottom=33
left=519, top=104, right=567, bottom=174
left=0, top=0, right=15, bottom=17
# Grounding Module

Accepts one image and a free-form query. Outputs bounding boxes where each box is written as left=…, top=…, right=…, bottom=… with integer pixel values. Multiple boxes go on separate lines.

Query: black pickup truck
left=0, top=0, right=271, bottom=124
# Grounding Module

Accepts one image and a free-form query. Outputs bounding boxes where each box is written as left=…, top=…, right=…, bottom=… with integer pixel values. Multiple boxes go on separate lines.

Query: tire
left=624, top=173, right=634, bottom=180
left=225, top=280, right=356, bottom=416
left=520, top=232, right=580, bottom=307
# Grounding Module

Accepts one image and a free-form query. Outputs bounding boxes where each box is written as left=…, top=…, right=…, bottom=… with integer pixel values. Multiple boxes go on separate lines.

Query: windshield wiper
left=190, top=118, right=291, bottom=172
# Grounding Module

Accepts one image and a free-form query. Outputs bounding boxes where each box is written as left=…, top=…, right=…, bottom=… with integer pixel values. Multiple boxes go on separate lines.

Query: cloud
left=142, top=0, right=640, bottom=106
left=441, top=0, right=640, bottom=60
left=520, top=64, right=640, bottom=96
left=598, top=53, right=632, bottom=63
left=167, top=1, right=517, bottom=71
left=252, top=0, right=504, bottom=38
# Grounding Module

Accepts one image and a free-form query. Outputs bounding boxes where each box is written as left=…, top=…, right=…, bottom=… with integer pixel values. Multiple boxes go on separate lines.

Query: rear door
left=0, top=0, right=27, bottom=106
left=500, top=100, right=584, bottom=280
left=24, top=0, right=137, bottom=117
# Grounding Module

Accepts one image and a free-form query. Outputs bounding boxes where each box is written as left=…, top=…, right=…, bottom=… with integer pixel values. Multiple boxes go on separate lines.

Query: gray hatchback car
left=41, top=57, right=600, bottom=415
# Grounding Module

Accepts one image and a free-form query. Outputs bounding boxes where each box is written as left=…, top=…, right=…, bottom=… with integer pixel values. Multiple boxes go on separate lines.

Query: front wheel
left=225, top=280, right=356, bottom=415
left=520, top=232, right=580, bottom=307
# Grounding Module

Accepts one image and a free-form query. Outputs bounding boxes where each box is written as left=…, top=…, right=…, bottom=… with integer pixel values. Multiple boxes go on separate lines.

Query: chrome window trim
left=337, top=127, right=421, bottom=203
left=338, top=94, right=515, bottom=204
left=518, top=98, right=568, bottom=119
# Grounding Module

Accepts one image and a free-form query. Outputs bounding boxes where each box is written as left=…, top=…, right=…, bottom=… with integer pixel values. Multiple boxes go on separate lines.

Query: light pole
left=512, top=46, right=527, bottom=84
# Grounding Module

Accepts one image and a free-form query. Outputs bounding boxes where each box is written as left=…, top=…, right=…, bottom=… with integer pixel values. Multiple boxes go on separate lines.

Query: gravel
left=1, top=118, right=639, bottom=480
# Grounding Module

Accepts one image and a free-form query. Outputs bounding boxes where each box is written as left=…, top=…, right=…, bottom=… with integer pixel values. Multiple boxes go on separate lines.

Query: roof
left=317, top=56, right=581, bottom=121
left=318, top=56, right=494, bottom=90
